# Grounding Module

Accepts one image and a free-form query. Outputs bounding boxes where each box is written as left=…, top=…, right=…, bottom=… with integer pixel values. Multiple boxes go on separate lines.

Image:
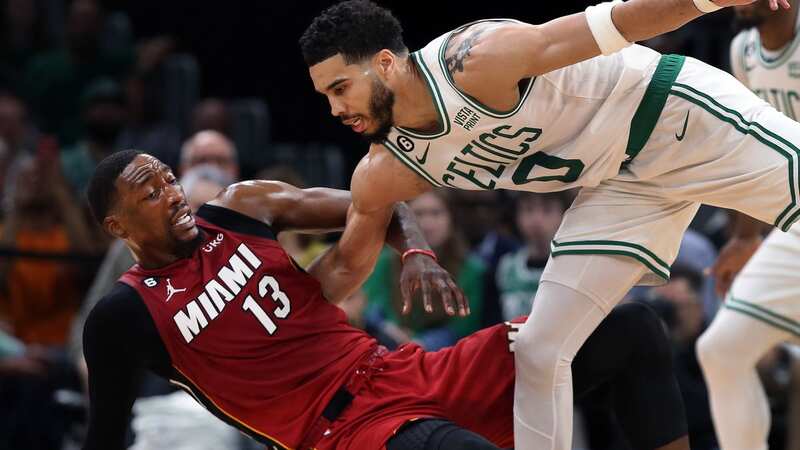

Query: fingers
left=400, top=276, right=414, bottom=315
left=437, top=278, right=456, bottom=316
left=421, top=276, right=433, bottom=313
left=771, top=0, right=791, bottom=10
left=447, top=277, right=469, bottom=316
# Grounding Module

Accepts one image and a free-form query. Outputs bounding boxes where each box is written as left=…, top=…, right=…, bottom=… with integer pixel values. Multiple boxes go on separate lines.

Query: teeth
left=175, top=214, right=191, bottom=226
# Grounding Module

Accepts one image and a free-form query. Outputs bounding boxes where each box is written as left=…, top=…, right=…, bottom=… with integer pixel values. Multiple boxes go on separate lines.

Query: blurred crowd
left=0, top=1, right=798, bottom=450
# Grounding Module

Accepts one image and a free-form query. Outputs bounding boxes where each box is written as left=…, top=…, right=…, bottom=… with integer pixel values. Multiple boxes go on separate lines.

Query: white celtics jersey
left=730, top=13, right=800, bottom=119
left=383, top=19, right=663, bottom=192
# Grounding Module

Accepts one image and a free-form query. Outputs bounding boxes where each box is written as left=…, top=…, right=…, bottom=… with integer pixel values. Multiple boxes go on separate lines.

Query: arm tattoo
left=445, top=28, right=485, bottom=76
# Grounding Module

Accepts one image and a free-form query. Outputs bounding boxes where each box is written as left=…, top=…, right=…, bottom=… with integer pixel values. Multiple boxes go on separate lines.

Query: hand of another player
left=708, top=236, right=762, bottom=297
left=712, top=0, right=790, bottom=10
left=400, top=254, right=469, bottom=317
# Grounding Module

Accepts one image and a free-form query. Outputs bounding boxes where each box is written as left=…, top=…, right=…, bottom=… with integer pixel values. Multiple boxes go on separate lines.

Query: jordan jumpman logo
left=165, top=278, right=187, bottom=302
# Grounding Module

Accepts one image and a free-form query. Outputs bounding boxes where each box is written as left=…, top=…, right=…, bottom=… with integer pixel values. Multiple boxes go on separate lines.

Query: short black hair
left=87, top=149, right=143, bottom=225
left=300, top=0, right=407, bottom=66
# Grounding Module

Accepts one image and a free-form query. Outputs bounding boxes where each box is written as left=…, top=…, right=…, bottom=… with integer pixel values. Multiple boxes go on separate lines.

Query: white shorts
left=553, top=55, right=800, bottom=285
left=724, top=227, right=800, bottom=338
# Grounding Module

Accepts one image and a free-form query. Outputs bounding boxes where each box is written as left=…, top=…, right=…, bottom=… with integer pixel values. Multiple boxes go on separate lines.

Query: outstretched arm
left=307, top=149, right=466, bottom=313
left=211, top=151, right=467, bottom=314
left=452, top=0, right=787, bottom=95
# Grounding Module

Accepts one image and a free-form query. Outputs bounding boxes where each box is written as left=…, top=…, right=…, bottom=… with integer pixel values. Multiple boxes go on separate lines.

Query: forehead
left=118, top=154, right=170, bottom=188
left=309, top=54, right=364, bottom=92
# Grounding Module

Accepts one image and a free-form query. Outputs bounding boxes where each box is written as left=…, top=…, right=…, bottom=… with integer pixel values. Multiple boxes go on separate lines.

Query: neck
left=129, top=232, right=204, bottom=270
left=759, top=2, right=797, bottom=50
left=131, top=246, right=183, bottom=270
left=391, top=56, right=441, bottom=131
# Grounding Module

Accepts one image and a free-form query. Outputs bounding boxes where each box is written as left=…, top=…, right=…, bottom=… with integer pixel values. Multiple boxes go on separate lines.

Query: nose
left=165, top=182, right=184, bottom=207
left=329, top=97, right=345, bottom=117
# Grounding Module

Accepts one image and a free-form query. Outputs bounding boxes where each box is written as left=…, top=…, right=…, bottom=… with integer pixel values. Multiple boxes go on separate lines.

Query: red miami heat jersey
left=119, top=204, right=378, bottom=449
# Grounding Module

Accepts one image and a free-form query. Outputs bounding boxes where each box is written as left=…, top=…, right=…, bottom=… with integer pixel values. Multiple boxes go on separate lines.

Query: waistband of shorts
left=623, top=54, right=686, bottom=166
left=297, top=345, right=389, bottom=449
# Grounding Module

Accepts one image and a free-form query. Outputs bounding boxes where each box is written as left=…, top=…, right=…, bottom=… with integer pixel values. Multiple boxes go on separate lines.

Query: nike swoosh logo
left=416, top=143, right=430, bottom=164
left=676, top=110, right=690, bottom=141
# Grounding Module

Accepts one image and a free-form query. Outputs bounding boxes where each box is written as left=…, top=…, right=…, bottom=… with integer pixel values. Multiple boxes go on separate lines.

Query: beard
left=362, top=75, right=396, bottom=144
left=171, top=228, right=204, bottom=259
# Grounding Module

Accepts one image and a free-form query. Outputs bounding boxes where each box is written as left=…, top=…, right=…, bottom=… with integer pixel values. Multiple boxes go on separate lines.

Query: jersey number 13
left=242, top=275, right=291, bottom=334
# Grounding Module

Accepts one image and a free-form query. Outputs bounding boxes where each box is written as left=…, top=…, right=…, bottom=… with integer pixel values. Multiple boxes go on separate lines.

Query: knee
left=610, top=302, right=673, bottom=364
left=513, top=321, right=562, bottom=379
left=696, top=326, right=731, bottom=373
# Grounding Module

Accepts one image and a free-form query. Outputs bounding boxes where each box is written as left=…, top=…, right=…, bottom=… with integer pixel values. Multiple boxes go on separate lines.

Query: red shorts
left=319, top=319, right=523, bottom=450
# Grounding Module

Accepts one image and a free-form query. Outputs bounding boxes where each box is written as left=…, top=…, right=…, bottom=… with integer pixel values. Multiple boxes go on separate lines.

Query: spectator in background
left=180, top=165, right=236, bottom=212
left=117, top=72, right=181, bottom=170
left=191, top=98, right=232, bottom=137
left=675, top=230, right=720, bottom=319
left=60, top=78, right=126, bottom=196
left=0, top=92, right=34, bottom=206
left=23, top=0, right=133, bottom=146
left=362, top=189, right=484, bottom=350
left=0, top=153, right=93, bottom=346
left=640, top=265, right=718, bottom=450
left=179, top=130, right=239, bottom=180
left=450, top=189, right=520, bottom=328
left=496, top=192, right=571, bottom=321
left=0, top=0, right=54, bottom=91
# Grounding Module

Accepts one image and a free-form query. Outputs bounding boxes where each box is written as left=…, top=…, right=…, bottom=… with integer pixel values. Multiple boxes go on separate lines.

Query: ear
left=373, top=49, right=397, bottom=78
left=104, top=215, right=128, bottom=240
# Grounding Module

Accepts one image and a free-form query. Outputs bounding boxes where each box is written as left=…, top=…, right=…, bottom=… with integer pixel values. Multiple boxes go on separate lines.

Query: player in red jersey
left=82, top=150, right=687, bottom=450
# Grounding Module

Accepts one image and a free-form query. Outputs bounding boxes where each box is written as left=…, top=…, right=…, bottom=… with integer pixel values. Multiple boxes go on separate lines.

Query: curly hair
left=300, top=0, right=407, bottom=66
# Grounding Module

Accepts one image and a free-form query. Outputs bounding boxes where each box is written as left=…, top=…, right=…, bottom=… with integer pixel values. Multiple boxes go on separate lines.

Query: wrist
left=401, top=248, right=437, bottom=264
left=692, top=0, right=722, bottom=13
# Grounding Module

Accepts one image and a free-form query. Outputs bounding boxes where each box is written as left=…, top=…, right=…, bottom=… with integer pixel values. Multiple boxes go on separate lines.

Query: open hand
left=399, top=254, right=469, bottom=317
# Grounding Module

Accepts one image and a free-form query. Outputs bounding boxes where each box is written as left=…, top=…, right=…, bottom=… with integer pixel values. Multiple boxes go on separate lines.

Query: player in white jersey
left=696, top=2, right=800, bottom=449
left=300, top=0, right=790, bottom=449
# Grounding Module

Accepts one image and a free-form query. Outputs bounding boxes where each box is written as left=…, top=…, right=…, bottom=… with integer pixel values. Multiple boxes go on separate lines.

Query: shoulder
left=351, top=144, right=431, bottom=212
left=442, top=20, right=532, bottom=83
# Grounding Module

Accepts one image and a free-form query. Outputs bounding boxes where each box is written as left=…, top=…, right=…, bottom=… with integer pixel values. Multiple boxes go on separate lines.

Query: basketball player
left=82, top=151, right=688, bottom=450
left=300, top=0, right=794, bottom=448
left=697, top=2, right=800, bottom=449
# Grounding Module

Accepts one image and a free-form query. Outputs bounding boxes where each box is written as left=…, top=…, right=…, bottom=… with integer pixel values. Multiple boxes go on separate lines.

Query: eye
left=168, top=176, right=178, bottom=185
left=334, top=85, right=346, bottom=95
left=147, top=189, right=160, bottom=200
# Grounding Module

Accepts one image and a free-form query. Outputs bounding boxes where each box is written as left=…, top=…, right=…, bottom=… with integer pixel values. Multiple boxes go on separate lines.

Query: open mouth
left=171, top=207, right=195, bottom=229
left=343, top=116, right=367, bottom=133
